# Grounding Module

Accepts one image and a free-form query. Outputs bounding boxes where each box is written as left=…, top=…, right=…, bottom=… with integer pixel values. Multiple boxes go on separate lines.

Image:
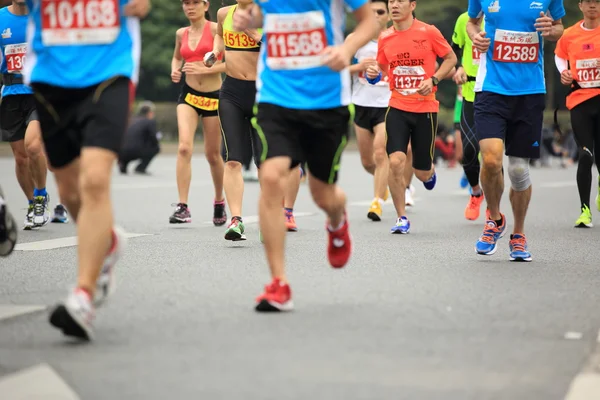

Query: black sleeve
left=144, top=119, right=159, bottom=148
left=451, top=42, right=463, bottom=68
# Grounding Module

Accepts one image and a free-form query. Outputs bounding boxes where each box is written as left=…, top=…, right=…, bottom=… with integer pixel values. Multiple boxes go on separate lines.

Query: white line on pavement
left=0, top=305, right=46, bottom=322
left=14, top=233, right=152, bottom=251
left=0, top=363, right=80, bottom=400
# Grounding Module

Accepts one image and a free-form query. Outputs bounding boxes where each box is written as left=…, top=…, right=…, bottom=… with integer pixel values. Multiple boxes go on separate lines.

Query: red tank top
left=180, top=22, right=213, bottom=62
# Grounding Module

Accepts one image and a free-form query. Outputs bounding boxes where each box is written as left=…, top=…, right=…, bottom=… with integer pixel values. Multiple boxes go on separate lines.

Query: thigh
left=474, top=91, right=509, bottom=143
left=31, top=84, right=82, bottom=169
left=253, top=103, right=302, bottom=168
left=302, top=106, right=350, bottom=184
left=80, top=77, right=131, bottom=156
left=385, top=107, right=411, bottom=156
left=410, top=112, right=437, bottom=171
left=218, top=96, right=249, bottom=163
left=201, top=115, right=222, bottom=156
left=570, top=99, right=597, bottom=152
left=0, top=96, right=26, bottom=142
left=355, top=124, right=374, bottom=161
left=506, top=94, right=545, bottom=159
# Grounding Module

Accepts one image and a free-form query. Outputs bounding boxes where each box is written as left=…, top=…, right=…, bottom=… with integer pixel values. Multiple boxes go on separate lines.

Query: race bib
left=41, top=0, right=121, bottom=46
left=493, top=30, right=539, bottom=63
left=575, top=58, right=600, bottom=88
left=224, top=30, right=258, bottom=49
left=471, top=46, right=481, bottom=65
left=4, top=43, right=27, bottom=73
left=265, top=11, right=327, bottom=70
left=184, top=93, right=218, bottom=111
left=391, top=65, right=426, bottom=95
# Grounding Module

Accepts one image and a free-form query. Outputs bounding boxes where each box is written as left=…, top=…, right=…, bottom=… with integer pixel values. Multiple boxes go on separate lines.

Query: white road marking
left=14, top=233, right=151, bottom=251
left=204, top=212, right=316, bottom=225
left=564, top=374, right=600, bottom=400
left=0, top=363, right=80, bottom=400
left=564, top=332, right=583, bottom=340
left=0, top=305, right=46, bottom=321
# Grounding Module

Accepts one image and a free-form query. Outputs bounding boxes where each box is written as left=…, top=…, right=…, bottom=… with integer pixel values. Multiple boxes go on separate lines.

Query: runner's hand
left=182, top=62, right=212, bottom=75
left=124, top=0, right=150, bottom=18
left=417, top=78, right=434, bottom=96
left=358, top=57, right=377, bottom=71
left=453, top=66, right=467, bottom=85
left=321, top=45, right=352, bottom=72
left=244, top=29, right=262, bottom=43
left=233, top=5, right=254, bottom=31
left=365, top=65, right=380, bottom=79
left=535, top=12, right=553, bottom=37
left=171, top=69, right=182, bottom=83
left=472, top=31, right=490, bottom=53
left=560, top=69, right=573, bottom=86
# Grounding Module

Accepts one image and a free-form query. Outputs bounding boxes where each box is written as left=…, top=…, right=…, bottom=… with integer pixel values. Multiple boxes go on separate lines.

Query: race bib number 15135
left=265, top=11, right=327, bottom=71
left=41, top=0, right=121, bottom=46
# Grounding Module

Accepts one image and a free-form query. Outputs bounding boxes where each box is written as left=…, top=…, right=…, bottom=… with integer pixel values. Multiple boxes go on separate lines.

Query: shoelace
left=480, top=223, right=501, bottom=244
left=469, top=196, right=480, bottom=208
left=33, top=197, right=46, bottom=216
left=510, top=236, right=527, bottom=252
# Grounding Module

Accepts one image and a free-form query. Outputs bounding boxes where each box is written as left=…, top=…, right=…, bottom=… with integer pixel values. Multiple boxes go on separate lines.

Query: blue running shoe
left=475, top=214, right=506, bottom=255
left=391, top=217, right=410, bottom=234
left=423, top=172, right=437, bottom=191
left=509, top=233, right=532, bottom=262
left=51, top=204, right=69, bottom=223
left=460, top=173, right=469, bottom=189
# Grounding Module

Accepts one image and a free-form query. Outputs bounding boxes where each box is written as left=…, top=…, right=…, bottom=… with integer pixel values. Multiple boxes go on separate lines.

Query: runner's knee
left=507, top=156, right=531, bottom=191
left=578, top=147, right=594, bottom=169
left=388, top=152, right=406, bottom=172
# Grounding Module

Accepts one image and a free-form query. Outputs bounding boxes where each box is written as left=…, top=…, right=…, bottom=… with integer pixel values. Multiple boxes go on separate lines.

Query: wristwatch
left=431, top=76, right=440, bottom=86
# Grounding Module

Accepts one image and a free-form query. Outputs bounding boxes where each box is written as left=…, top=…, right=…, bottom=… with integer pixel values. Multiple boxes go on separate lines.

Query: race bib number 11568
left=41, top=0, right=121, bottom=46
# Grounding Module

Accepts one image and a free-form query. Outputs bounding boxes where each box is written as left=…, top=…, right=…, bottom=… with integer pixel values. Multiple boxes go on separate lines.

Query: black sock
left=233, top=216, right=243, bottom=222
left=494, top=215, right=503, bottom=226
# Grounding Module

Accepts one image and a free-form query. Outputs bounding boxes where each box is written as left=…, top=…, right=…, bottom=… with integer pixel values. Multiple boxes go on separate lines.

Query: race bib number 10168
left=41, top=0, right=121, bottom=46
left=265, top=11, right=327, bottom=71
left=493, top=29, right=539, bottom=63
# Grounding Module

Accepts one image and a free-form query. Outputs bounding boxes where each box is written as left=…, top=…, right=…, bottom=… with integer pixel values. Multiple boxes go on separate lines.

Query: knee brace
left=507, top=156, right=531, bottom=191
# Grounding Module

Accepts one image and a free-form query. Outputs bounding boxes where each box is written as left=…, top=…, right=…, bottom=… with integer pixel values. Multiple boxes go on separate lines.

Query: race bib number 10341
left=265, top=11, right=327, bottom=71
left=41, top=0, right=121, bottom=46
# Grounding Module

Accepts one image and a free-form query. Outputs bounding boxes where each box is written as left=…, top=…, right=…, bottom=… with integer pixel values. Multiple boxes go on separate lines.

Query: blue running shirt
left=0, top=7, right=33, bottom=96
left=255, top=0, right=367, bottom=110
left=22, top=0, right=141, bottom=88
left=468, top=0, right=565, bottom=95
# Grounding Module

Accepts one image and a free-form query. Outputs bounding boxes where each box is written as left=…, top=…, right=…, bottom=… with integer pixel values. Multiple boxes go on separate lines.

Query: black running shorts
left=31, top=76, right=132, bottom=169
left=253, top=103, right=350, bottom=184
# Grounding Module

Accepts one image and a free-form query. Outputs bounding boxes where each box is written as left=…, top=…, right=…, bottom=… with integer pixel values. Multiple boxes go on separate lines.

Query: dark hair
left=205, top=10, right=210, bottom=20
left=371, top=0, right=388, bottom=10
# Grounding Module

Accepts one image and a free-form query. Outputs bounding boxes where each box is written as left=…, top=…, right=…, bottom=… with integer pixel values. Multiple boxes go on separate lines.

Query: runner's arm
left=342, top=3, right=378, bottom=61
left=212, top=7, right=229, bottom=58
left=466, top=17, right=483, bottom=42
left=545, top=18, right=564, bottom=42
left=171, top=29, right=184, bottom=73
left=554, top=55, right=568, bottom=74
left=451, top=43, right=463, bottom=67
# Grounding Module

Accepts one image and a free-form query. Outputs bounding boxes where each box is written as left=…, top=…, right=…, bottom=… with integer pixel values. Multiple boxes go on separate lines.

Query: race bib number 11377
left=265, top=11, right=327, bottom=71
left=41, top=0, right=121, bottom=46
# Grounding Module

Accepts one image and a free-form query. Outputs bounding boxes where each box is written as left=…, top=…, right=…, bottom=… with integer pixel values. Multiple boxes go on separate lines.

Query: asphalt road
left=0, top=152, right=599, bottom=400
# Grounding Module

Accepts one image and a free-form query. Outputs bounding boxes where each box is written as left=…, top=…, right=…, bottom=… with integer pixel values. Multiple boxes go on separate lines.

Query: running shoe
left=0, top=192, right=17, bottom=257
left=509, top=233, right=532, bottom=262
left=94, top=226, right=127, bottom=307
left=255, top=278, right=293, bottom=312
left=51, top=204, right=69, bottom=223
left=367, top=199, right=382, bottom=221
left=49, top=288, right=95, bottom=341
left=460, top=173, right=469, bottom=189
left=465, top=194, right=484, bottom=221
left=169, top=203, right=191, bottom=223
left=33, top=194, right=50, bottom=227
left=423, top=172, right=437, bottom=190
left=285, top=209, right=298, bottom=231
left=390, top=216, right=410, bottom=234
left=23, top=204, right=34, bottom=230
left=575, top=205, right=593, bottom=228
left=327, top=212, right=351, bottom=268
left=213, top=200, right=227, bottom=226
left=225, top=217, right=246, bottom=241
left=475, top=213, right=506, bottom=255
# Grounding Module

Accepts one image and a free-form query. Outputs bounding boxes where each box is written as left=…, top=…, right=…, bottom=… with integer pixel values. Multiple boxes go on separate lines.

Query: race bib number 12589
left=41, top=0, right=121, bottom=46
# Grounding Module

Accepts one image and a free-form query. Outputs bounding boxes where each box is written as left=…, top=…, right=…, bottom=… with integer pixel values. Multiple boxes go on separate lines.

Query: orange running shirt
left=555, top=21, right=600, bottom=110
left=376, top=19, right=452, bottom=113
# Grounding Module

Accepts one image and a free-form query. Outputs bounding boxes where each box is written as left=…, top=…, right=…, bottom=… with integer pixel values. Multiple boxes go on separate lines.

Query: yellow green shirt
left=452, top=12, right=484, bottom=102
